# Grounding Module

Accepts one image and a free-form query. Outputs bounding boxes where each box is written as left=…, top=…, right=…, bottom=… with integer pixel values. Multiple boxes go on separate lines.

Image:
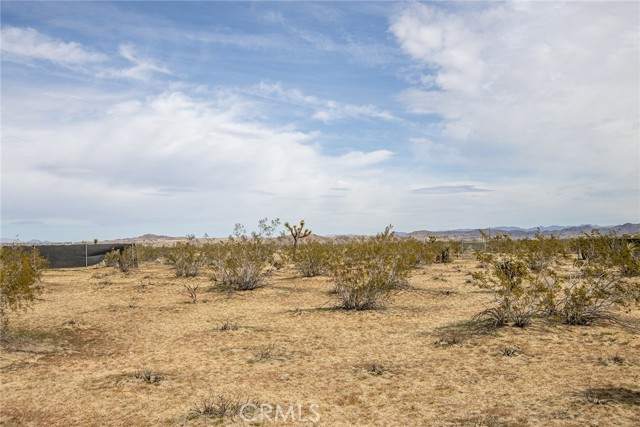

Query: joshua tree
left=284, top=220, right=312, bottom=258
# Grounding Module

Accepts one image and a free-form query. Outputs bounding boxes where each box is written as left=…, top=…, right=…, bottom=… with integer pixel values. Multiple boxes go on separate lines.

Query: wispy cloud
left=2, top=26, right=171, bottom=82
left=1, top=26, right=107, bottom=65
left=294, top=28, right=393, bottom=66
left=98, top=43, right=172, bottom=80
left=411, top=185, right=491, bottom=195
left=250, top=81, right=398, bottom=123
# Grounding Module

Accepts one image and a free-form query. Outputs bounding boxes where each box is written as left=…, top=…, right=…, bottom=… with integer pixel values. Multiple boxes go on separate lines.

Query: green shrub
left=478, top=231, right=566, bottom=272
left=328, top=226, right=412, bottom=310
left=209, top=220, right=279, bottom=291
left=473, top=233, right=639, bottom=327
left=560, top=262, right=637, bottom=325
left=473, top=257, right=539, bottom=327
left=135, top=245, right=171, bottom=262
left=294, top=240, right=330, bottom=277
left=104, top=246, right=138, bottom=272
left=0, top=246, right=47, bottom=335
left=166, top=241, right=205, bottom=277
left=572, top=231, right=640, bottom=277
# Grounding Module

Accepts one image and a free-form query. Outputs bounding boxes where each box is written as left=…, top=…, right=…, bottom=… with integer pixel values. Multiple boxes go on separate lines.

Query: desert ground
left=1, top=255, right=639, bottom=426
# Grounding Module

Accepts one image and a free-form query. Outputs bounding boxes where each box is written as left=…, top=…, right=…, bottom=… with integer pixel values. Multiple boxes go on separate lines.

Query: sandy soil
left=1, top=257, right=639, bottom=426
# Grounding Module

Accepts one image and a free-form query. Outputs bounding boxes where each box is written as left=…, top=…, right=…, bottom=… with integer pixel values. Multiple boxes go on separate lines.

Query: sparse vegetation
left=362, top=362, right=385, bottom=376
left=472, top=257, right=539, bottom=327
left=183, top=282, right=199, bottom=303
left=209, top=220, right=279, bottom=291
left=166, top=240, right=204, bottom=277
left=572, top=231, right=640, bottom=277
left=104, top=245, right=138, bottom=272
left=0, top=245, right=47, bottom=336
left=2, top=225, right=639, bottom=426
left=473, top=232, right=640, bottom=327
left=187, top=393, right=249, bottom=420
left=294, top=240, right=330, bottom=277
left=327, top=225, right=413, bottom=310
left=134, top=368, right=164, bottom=383
left=219, top=319, right=239, bottom=331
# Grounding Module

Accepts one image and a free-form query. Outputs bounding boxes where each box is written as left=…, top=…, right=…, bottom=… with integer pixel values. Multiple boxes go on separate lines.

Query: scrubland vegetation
left=1, top=222, right=639, bottom=426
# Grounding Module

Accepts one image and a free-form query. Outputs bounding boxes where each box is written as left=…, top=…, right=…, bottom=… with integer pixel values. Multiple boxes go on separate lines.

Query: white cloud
left=411, top=185, right=491, bottom=195
left=1, top=26, right=171, bottom=82
left=1, top=26, right=107, bottom=65
left=390, top=2, right=639, bottom=189
left=293, top=27, right=394, bottom=66
left=1, top=88, right=410, bottom=238
left=97, top=43, right=172, bottom=80
left=251, top=81, right=398, bottom=123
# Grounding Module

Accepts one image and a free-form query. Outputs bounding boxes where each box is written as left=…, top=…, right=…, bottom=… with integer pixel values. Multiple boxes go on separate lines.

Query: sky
left=1, top=1, right=639, bottom=242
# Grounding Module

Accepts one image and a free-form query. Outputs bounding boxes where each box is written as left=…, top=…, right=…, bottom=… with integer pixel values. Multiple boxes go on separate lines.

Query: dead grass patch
left=1, top=256, right=639, bottom=426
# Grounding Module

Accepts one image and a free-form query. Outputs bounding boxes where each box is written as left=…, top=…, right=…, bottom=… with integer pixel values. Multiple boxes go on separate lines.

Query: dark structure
left=34, top=244, right=131, bottom=268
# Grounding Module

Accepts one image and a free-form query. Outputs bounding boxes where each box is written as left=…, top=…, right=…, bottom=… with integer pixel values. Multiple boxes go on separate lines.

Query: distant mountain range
left=0, top=238, right=51, bottom=244
left=2, top=224, right=639, bottom=244
left=406, top=223, right=640, bottom=240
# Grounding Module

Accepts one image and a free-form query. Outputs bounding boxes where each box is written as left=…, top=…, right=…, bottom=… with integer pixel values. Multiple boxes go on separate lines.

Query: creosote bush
left=572, top=231, right=640, bottom=277
left=560, top=262, right=636, bottom=325
left=0, top=246, right=47, bottom=336
left=104, top=246, right=138, bottom=272
left=294, top=240, right=330, bottom=277
left=474, top=232, right=639, bottom=327
left=135, top=245, right=172, bottom=262
left=166, top=240, right=205, bottom=277
left=473, top=257, right=538, bottom=327
left=209, top=219, right=280, bottom=291
left=328, top=226, right=413, bottom=310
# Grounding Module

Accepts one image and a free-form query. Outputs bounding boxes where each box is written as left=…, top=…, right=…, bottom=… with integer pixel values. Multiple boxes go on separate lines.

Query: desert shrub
left=518, top=232, right=567, bottom=272
left=104, top=246, right=138, bottom=272
left=560, top=262, right=637, bottom=325
left=166, top=241, right=205, bottom=277
left=478, top=231, right=566, bottom=272
left=219, top=319, right=239, bottom=331
left=183, top=283, right=199, bottom=303
left=209, top=220, right=279, bottom=291
left=473, top=240, right=639, bottom=327
left=294, top=240, right=330, bottom=277
left=134, top=368, right=164, bottom=383
left=0, top=246, right=47, bottom=335
left=135, top=245, right=171, bottom=262
left=533, top=271, right=563, bottom=316
left=572, top=231, right=640, bottom=277
left=425, top=236, right=458, bottom=264
left=188, top=393, right=250, bottom=420
left=270, top=250, right=287, bottom=270
left=395, top=237, right=437, bottom=268
left=480, top=230, right=518, bottom=254
left=473, top=257, right=539, bottom=327
left=327, top=226, right=413, bottom=310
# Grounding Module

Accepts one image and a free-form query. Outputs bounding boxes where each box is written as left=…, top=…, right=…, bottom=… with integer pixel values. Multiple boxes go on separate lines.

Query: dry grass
left=1, top=257, right=639, bottom=426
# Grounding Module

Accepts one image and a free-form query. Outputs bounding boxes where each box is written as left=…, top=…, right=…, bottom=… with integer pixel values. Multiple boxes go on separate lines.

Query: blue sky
left=1, top=1, right=638, bottom=241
